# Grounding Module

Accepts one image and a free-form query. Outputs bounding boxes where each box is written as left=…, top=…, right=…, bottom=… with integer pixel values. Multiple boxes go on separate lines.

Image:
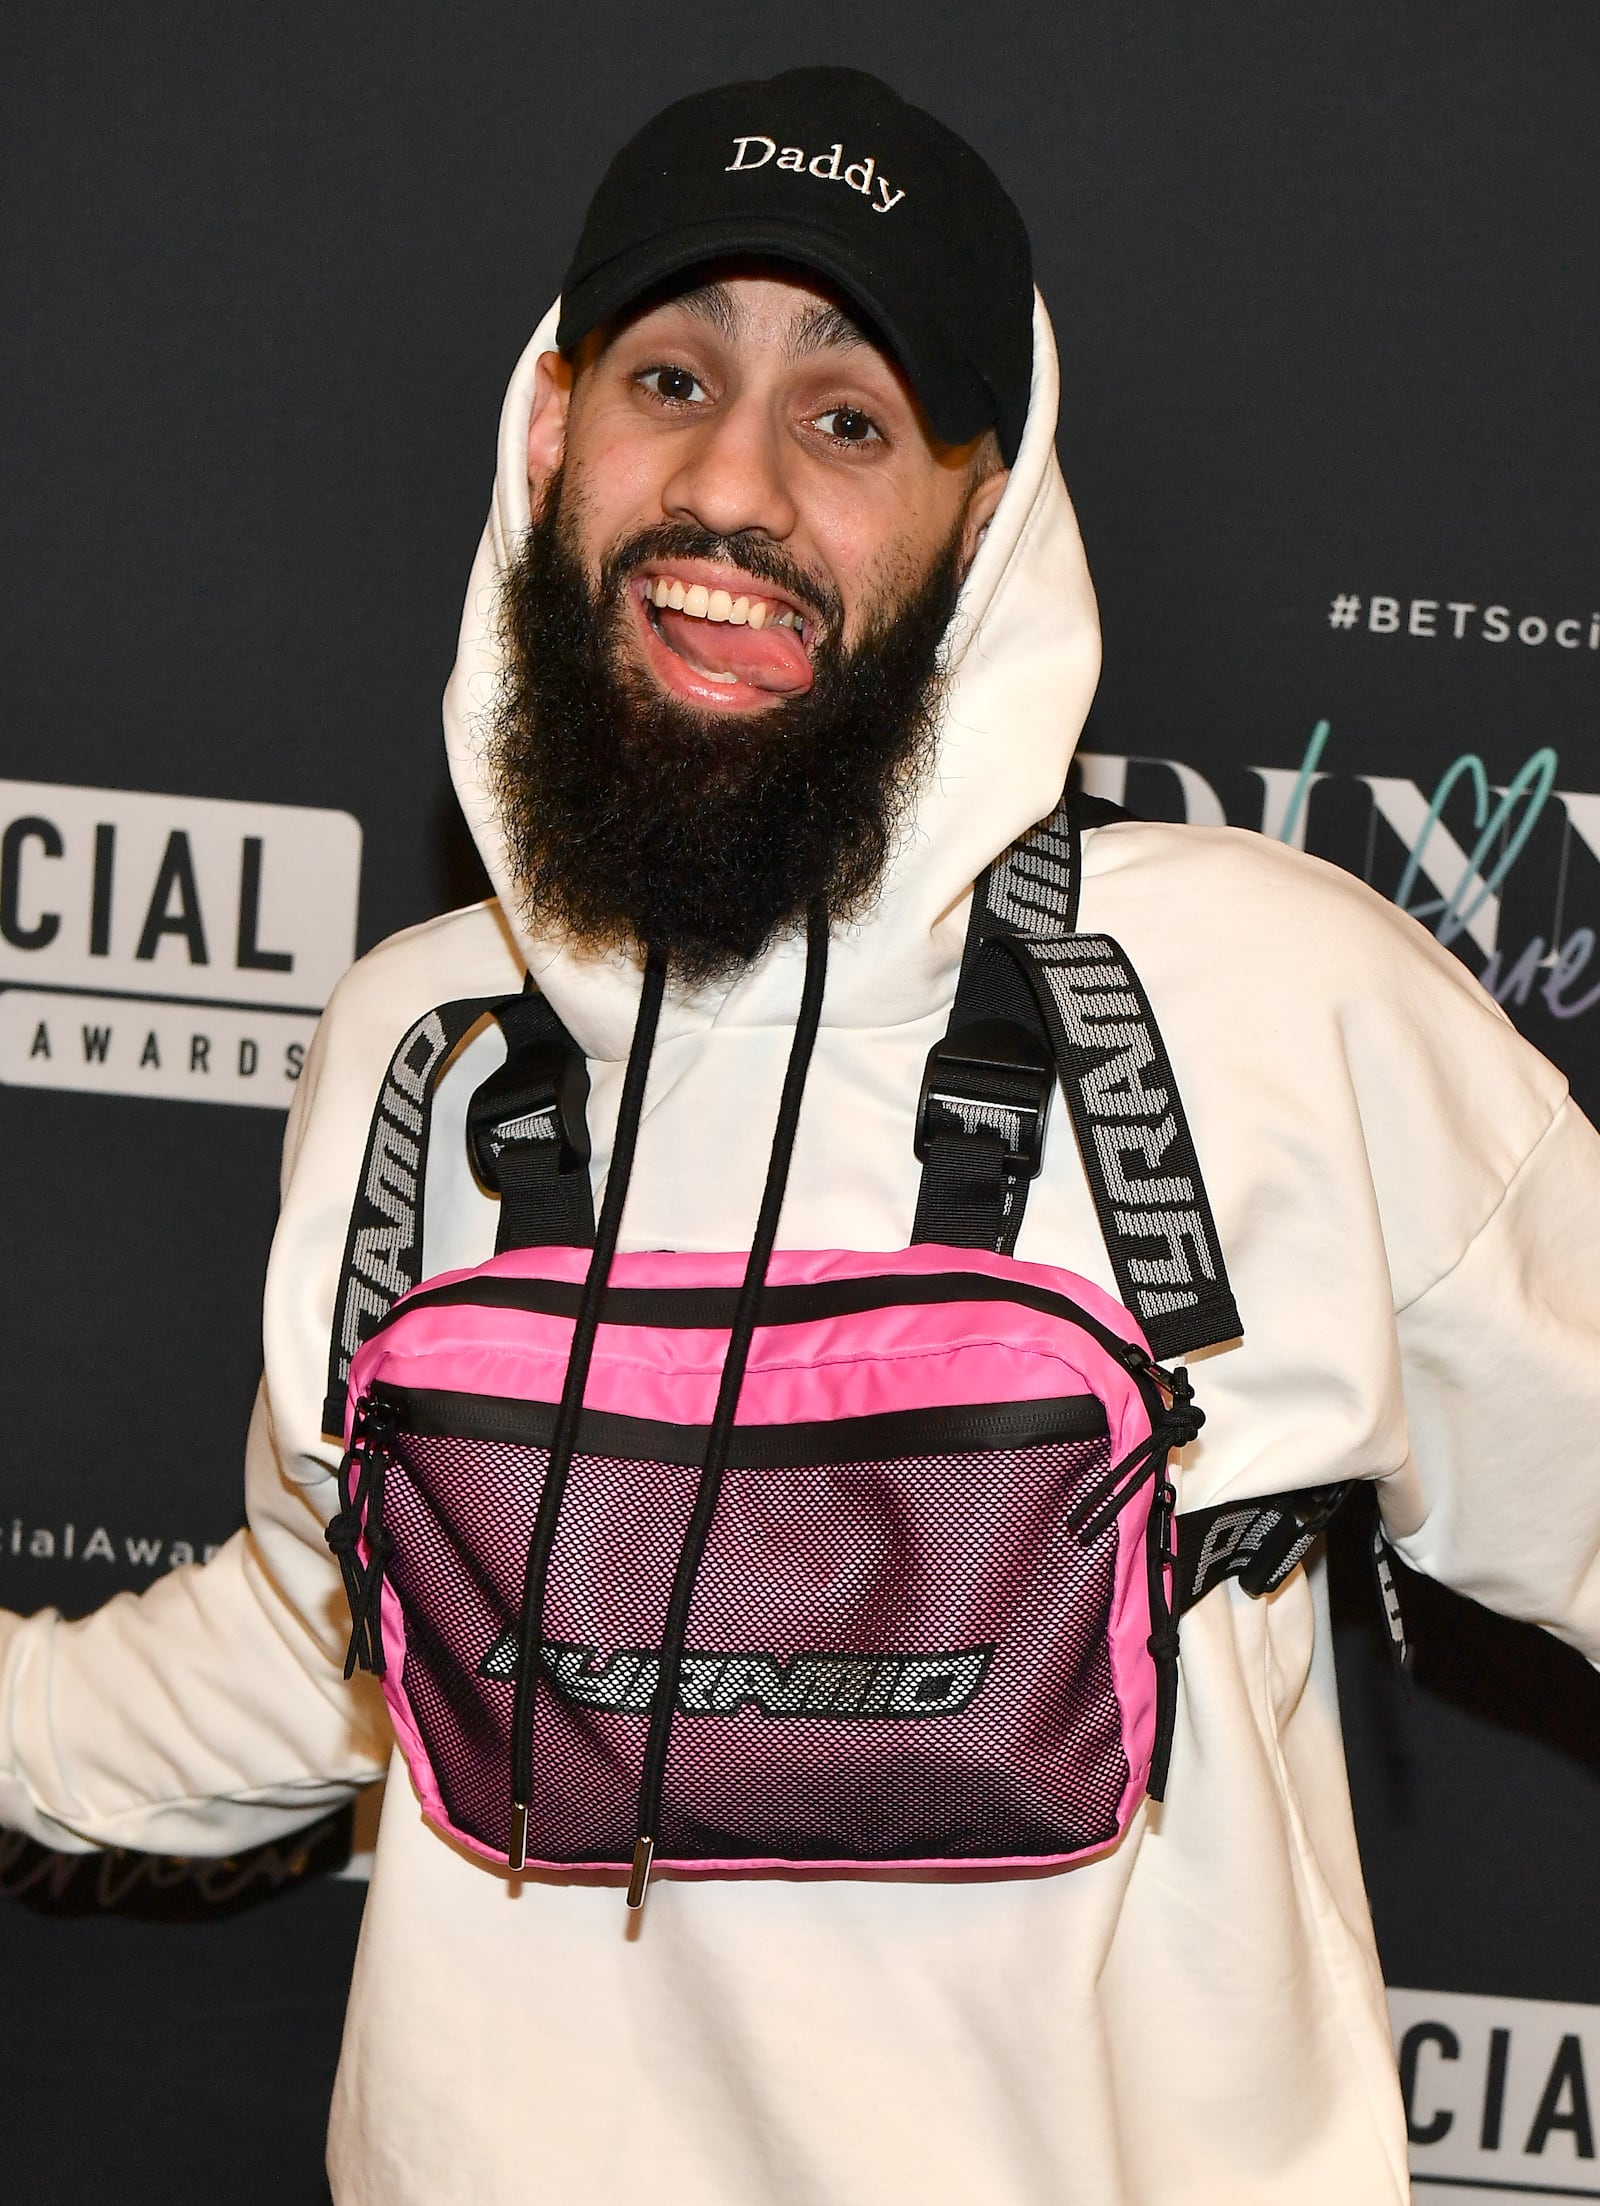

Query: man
left=2, top=67, right=1597, bottom=2206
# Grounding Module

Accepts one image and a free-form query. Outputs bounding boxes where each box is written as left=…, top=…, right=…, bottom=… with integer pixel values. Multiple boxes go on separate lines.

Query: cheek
left=807, top=473, right=966, bottom=625
left=559, top=426, right=678, bottom=567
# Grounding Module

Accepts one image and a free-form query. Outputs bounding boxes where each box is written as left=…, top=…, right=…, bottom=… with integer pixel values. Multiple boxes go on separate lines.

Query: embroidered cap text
left=726, top=135, right=906, bottom=215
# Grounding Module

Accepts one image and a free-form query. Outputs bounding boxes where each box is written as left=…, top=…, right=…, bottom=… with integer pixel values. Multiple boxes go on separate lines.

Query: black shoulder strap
left=465, top=989, right=596, bottom=1256
left=913, top=786, right=1243, bottom=1363
left=320, top=988, right=593, bottom=1438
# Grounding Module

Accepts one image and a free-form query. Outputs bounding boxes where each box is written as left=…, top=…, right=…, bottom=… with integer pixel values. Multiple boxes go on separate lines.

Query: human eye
left=810, top=404, right=884, bottom=447
left=636, top=363, right=708, bottom=406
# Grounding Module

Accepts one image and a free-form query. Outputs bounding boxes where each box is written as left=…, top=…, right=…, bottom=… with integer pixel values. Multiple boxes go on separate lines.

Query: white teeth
left=645, top=577, right=798, bottom=636
left=702, top=668, right=738, bottom=683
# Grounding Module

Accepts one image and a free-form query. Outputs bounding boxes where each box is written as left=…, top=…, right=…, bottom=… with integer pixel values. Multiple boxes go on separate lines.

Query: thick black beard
left=485, top=474, right=963, bottom=987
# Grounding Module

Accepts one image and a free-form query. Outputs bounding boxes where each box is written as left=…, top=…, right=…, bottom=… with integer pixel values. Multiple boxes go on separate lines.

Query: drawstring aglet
left=508, top=1800, right=529, bottom=1874
left=627, top=1835, right=655, bottom=1910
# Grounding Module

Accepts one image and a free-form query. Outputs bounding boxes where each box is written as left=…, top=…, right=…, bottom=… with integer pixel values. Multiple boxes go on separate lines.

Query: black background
left=3, top=5, right=1598, bottom=2198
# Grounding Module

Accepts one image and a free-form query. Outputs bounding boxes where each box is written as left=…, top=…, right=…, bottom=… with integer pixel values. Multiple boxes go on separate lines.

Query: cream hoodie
left=2, top=299, right=1598, bottom=2206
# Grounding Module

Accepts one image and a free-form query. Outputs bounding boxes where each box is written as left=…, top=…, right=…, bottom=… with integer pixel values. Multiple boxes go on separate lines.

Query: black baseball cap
left=556, top=68, right=1034, bottom=463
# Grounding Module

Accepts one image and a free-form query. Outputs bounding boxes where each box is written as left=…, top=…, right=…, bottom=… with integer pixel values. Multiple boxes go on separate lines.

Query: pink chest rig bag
left=324, top=793, right=1338, bottom=1906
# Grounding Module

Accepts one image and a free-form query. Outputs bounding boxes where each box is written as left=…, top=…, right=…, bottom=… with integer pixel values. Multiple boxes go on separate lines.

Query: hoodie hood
left=442, top=291, right=1100, bottom=1061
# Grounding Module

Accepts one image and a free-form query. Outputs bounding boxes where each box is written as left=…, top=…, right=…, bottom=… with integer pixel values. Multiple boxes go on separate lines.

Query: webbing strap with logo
left=914, top=788, right=1242, bottom=1362
left=320, top=991, right=593, bottom=1437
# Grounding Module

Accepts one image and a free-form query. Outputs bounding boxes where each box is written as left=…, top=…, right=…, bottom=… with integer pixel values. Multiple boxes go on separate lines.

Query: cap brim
left=556, top=216, right=998, bottom=451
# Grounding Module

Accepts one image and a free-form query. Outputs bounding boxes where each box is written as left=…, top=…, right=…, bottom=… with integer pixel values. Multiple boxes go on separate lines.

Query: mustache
left=597, top=522, right=845, bottom=646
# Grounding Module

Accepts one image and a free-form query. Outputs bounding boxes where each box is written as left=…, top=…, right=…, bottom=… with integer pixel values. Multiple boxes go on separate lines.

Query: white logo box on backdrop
left=1391, top=1987, right=1599, bottom=2199
left=0, top=779, right=361, bottom=1110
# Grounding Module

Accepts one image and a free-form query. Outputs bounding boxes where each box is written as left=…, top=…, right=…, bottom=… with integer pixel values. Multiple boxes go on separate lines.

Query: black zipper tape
left=372, top=1266, right=1150, bottom=1374
left=372, top=1380, right=1107, bottom=1470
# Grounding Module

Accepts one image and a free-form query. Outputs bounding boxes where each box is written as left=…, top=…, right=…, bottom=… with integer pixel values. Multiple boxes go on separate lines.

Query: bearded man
left=2, top=67, right=1598, bottom=2206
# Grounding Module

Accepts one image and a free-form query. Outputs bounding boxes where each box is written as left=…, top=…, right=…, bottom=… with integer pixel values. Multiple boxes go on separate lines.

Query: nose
left=660, top=391, right=799, bottom=544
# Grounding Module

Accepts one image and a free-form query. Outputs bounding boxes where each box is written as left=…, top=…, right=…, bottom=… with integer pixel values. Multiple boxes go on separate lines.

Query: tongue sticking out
left=656, top=605, right=814, bottom=695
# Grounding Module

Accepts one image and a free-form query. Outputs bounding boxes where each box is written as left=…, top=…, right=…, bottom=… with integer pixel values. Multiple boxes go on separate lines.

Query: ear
left=526, top=350, right=574, bottom=498
left=959, top=466, right=1010, bottom=574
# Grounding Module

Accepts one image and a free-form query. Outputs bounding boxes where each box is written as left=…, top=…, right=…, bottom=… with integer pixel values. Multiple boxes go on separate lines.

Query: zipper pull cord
left=629, top=903, right=830, bottom=1912
left=327, top=1398, right=399, bottom=1678
left=326, top=1409, right=374, bottom=1656
left=504, top=947, right=668, bottom=1873
left=1066, top=1366, right=1203, bottom=1546
left=1145, top=1469, right=1182, bottom=1801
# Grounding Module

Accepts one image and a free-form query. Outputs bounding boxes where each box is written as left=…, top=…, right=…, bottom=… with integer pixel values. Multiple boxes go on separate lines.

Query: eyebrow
left=671, top=281, right=740, bottom=341
left=671, top=282, right=872, bottom=361
left=785, top=300, right=871, bottom=360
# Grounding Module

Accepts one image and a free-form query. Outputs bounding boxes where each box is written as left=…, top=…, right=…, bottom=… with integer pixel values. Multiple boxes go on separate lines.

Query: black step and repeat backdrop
left=3, top=6, right=1597, bottom=2200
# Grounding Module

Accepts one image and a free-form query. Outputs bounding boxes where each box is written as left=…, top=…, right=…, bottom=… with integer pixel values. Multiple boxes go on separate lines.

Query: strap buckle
left=914, top=1018, right=1054, bottom=1181
left=467, top=1040, right=591, bottom=1194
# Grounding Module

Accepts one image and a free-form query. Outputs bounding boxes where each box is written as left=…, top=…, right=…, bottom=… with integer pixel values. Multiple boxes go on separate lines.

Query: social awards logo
left=0, top=780, right=361, bottom=1109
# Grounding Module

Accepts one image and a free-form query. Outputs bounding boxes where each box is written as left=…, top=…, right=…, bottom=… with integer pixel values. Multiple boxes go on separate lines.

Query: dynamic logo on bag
left=478, top=1635, right=994, bottom=1719
left=0, top=779, right=361, bottom=1110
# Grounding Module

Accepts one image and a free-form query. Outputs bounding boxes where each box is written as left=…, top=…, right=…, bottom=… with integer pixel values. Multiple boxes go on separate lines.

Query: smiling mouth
left=631, top=572, right=817, bottom=701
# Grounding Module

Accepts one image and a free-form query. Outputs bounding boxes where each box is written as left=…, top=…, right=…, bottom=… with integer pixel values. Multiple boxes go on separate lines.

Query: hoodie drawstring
left=628, top=902, right=830, bottom=1907
left=506, top=945, right=667, bottom=1873
left=506, top=909, right=829, bottom=1892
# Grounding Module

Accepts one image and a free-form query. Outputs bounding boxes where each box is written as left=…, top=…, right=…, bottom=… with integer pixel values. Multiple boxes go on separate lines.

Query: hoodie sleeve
left=1384, top=1094, right=1600, bottom=1663
left=0, top=905, right=518, bottom=1856
left=0, top=1390, right=391, bottom=1855
left=0, top=974, right=394, bottom=1856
